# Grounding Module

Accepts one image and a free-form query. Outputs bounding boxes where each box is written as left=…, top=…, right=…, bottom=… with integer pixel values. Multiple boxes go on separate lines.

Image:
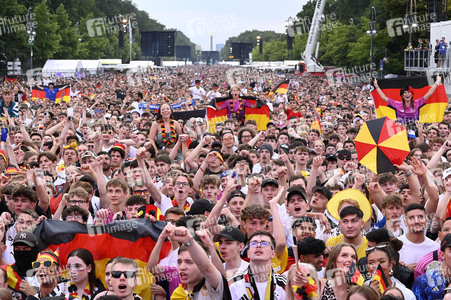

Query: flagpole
left=129, top=17, right=132, bottom=63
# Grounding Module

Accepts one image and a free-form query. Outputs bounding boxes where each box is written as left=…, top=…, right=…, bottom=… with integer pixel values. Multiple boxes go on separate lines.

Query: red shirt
left=286, top=109, right=303, bottom=120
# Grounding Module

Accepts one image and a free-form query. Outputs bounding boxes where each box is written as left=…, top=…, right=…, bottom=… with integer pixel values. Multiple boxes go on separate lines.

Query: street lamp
left=403, top=0, right=418, bottom=46
left=26, top=7, right=36, bottom=70
left=121, top=17, right=132, bottom=62
left=285, top=17, right=294, bottom=60
left=76, top=22, right=81, bottom=42
left=256, top=34, right=262, bottom=54
left=367, top=6, right=378, bottom=76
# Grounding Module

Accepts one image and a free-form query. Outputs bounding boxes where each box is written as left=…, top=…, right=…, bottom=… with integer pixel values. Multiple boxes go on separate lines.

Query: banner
left=34, top=219, right=171, bottom=299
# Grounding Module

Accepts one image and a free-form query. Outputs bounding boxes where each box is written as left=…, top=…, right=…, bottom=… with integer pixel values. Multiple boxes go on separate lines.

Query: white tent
left=80, top=60, right=103, bottom=76
left=42, top=60, right=83, bottom=78
left=128, top=60, right=155, bottom=73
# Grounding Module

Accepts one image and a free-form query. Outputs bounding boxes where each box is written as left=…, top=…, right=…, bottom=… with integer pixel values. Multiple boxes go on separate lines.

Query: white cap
left=443, top=168, right=451, bottom=180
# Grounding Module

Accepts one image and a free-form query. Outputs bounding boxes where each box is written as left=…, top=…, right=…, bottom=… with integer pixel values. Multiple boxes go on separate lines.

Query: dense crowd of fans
left=0, top=65, right=450, bottom=299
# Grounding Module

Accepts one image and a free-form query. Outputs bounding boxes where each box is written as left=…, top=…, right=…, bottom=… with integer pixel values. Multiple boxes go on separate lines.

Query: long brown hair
left=325, top=243, right=357, bottom=276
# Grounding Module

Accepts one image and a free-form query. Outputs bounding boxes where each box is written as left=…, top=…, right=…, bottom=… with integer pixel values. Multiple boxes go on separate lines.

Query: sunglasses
left=32, top=260, right=55, bottom=269
left=338, top=156, right=351, bottom=161
left=111, top=270, right=137, bottom=279
left=102, top=130, right=114, bottom=135
left=135, top=190, right=150, bottom=196
left=365, top=244, right=388, bottom=254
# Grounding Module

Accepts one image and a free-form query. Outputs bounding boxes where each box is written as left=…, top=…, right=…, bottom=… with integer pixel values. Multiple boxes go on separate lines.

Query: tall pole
left=367, top=6, right=377, bottom=76
left=129, top=17, right=132, bottom=63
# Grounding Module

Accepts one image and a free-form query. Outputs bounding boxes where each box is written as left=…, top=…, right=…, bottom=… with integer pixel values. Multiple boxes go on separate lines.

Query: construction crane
left=301, top=0, right=327, bottom=74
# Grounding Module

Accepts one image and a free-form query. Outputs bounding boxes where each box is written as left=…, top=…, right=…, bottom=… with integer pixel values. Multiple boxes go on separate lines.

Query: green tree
left=0, top=0, right=27, bottom=67
left=53, top=4, right=79, bottom=59
left=33, top=0, right=61, bottom=66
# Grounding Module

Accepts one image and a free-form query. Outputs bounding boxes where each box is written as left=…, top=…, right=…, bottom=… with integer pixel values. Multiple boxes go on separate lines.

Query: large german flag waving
left=32, top=85, right=70, bottom=103
left=34, top=219, right=171, bottom=299
left=268, top=80, right=290, bottom=98
left=370, top=76, right=447, bottom=123
left=206, top=96, right=270, bottom=133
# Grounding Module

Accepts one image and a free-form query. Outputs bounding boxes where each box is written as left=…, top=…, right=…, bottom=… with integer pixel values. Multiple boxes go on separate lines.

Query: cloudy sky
left=133, top=0, right=308, bottom=50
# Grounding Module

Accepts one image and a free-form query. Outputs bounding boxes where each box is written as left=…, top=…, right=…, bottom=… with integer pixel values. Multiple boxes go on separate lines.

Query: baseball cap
left=286, top=185, right=307, bottom=203
left=13, top=231, right=38, bottom=247
left=325, top=154, right=337, bottom=161
left=443, top=168, right=451, bottom=180
left=312, top=186, right=332, bottom=200
left=228, top=190, right=246, bottom=202
left=213, top=226, right=245, bottom=243
left=336, top=149, right=352, bottom=160
left=266, top=122, right=276, bottom=128
left=442, top=233, right=451, bottom=251
left=261, top=178, right=279, bottom=188
left=81, top=151, right=96, bottom=160
left=187, top=199, right=215, bottom=216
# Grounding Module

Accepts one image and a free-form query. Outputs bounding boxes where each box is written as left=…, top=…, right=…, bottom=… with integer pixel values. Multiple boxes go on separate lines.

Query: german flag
left=206, top=96, right=270, bottom=133
left=55, top=86, right=70, bottom=103
left=31, top=86, right=46, bottom=101
left=371, top=263, right=389, bottom=293
left=0, top=265, right=22, bottom=292
left=345, top=261, right=365, bottom=286
left=310, top=119, right=322, bottom=136
left=34, top=219, right=171, bottom=299
left=269, top=80, right=290, bottom=97
left=5, top=76, right=18, bottom=83
left=370, top=76, right=447, bottom=123
left=31, top=85, right=70, bottom=103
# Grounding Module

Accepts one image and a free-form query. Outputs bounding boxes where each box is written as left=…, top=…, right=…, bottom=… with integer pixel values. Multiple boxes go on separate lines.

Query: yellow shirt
left=271, top=246, right=288, bottom=274
left=326, top=235, right=368, bottom=260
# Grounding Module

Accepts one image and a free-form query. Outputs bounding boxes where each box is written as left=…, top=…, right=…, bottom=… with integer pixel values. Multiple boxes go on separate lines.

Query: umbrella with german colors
left=354, top=117, right=410, bottom=174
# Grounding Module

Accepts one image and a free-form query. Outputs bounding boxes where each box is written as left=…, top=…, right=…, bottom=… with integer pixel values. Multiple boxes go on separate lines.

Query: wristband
left=406, top=171, right=413, bottom=177
left=184, top=237, right=194, bottom=247
left=199, top=166, right=206, bottom=172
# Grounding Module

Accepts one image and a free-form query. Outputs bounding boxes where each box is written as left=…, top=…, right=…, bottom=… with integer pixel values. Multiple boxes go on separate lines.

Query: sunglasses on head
left=365, top=244, right=388, bottom=254
left=32, top=260, right=55, bottom=269
left=111, top=270, right=137, bottom=279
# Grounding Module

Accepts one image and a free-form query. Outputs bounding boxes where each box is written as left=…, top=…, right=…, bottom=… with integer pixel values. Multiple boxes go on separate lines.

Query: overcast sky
left=133, top=0, right=308, bottom=50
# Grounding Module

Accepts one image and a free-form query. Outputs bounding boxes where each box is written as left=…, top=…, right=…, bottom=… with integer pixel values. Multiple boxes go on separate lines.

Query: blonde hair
left=286, top=263, right=319, bottom=300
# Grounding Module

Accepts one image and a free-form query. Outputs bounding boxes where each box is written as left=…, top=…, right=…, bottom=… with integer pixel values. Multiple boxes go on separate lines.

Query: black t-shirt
left=116, top=89, right=127, bottom=100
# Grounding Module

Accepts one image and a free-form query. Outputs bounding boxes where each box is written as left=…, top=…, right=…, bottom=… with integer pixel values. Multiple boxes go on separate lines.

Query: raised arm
left=269, top=186, right=286, bottom=256
left=32, top=169, right=50, bottom=212
left=373, top=79, right=388, bottom=103
left=423, top=75, right=441, bottom=101
left=171, top=226, right=221, bottom=289
left=136, top=147, right=161, bottom=204
left=148, top=224, right=175, bottom=277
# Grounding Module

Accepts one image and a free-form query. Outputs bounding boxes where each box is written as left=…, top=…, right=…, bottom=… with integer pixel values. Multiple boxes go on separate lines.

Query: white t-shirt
left=223, top=259, right=249, bottom=280
left=398, top=234, right=439, bottom=265
left=189, top=86, right=206, bottom=100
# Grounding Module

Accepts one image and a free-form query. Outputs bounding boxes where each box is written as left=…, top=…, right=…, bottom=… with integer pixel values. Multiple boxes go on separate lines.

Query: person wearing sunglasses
left=29, top=250, right=66, bottom=299
left=366, top=241, right=416, bottom=299
left=230, top=231, right=286, bottom=299
left=65, top=249, right=105, bottom=300
left=109, top=257, right=142, bottom=300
